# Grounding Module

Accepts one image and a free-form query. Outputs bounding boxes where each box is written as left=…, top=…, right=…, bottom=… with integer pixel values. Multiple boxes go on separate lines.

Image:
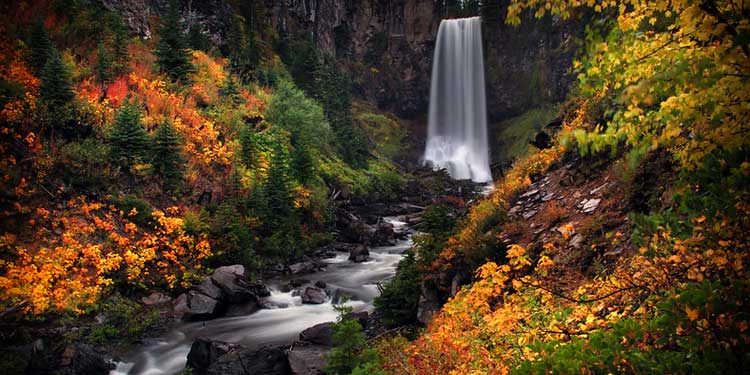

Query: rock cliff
left=100, top=0, right=579, bottom=120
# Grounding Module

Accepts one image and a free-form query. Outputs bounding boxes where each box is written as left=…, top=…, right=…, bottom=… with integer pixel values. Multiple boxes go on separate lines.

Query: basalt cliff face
left=100, top=0, right=579, bottom=120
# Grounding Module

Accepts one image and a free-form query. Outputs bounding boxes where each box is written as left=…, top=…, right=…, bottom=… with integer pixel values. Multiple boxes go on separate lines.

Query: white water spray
left=423, top=17, right=492, bottom=182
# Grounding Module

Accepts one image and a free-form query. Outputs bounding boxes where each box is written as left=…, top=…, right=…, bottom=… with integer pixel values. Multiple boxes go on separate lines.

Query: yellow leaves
left=507, top=244, right=531, bottom=270
left=685, top=306, right=700, bottom=321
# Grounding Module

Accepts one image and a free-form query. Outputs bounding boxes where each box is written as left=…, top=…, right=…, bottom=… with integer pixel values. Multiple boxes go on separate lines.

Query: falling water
left=423, top=17, right=492, bottom=182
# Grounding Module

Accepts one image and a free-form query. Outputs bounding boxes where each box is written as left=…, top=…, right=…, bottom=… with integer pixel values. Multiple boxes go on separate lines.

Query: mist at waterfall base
left=423, top=16, right=492, bottom=183
left=111, top=218, right=411, bottom=375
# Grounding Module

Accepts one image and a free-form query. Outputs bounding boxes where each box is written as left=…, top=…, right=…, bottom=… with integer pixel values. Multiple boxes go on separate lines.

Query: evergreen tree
left=264, top=141, right=293, bottom=228
left=291, top=138, right=314, bottom=184
left=188, top=23, right=210, bottom=52
left=151, top=118, right=183, bottom=189
left=285, top=35, right=319, bottom=94
left=29, top=21, right=53, bottom=72
left=110, top=99, right=148, bottom=168
left=219, top=75, right=243, bottom=105
left=155, top=0, right=193, bottom=82
left=40, top=50, right=75, bottom=109
left=313, top=56, right=369, bottom=168
left=226, top=13, right=260, bottom=81
left=95, top=40, right=113, bottom=85
left=111, top=19, right=130, bottom=76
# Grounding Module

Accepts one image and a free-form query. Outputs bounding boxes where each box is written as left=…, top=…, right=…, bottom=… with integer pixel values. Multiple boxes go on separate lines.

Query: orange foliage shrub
left=0, top=197, right=211, bottom=315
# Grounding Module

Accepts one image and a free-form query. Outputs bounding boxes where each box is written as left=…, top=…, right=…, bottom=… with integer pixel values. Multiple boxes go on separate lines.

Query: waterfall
left=423, top=16, right=492, bottom=182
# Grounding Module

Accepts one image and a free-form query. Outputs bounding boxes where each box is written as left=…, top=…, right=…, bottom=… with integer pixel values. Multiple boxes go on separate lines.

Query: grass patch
left=490, top=105, right=559, bottom=165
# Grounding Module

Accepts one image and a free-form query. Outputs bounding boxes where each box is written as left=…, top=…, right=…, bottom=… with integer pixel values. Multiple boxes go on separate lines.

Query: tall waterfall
left=423, top=17, right=492, bottom=182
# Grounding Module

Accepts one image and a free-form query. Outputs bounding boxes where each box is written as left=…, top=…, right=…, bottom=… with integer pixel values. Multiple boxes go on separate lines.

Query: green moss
left=353, top=100, right=408, bottom=160
left=490, top=105, right=559, bottom=165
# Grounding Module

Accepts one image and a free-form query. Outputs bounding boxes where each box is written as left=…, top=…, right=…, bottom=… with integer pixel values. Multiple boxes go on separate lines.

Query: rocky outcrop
left=72, top=344, right=115, bottom=375
left=288, top=345, right=327, bottom=375
left=100, top=1, right=579, bottom=121
left=187, top=338, right=240, bottom=371
left=99, top=0, right=232, bottom=43
left=299, top=322, right=334, bottom=346
left=205, top=346, right=290, bottom=375
left=270, top=1, right=581, bottom=120
left=175, top=265, right=270, bottom=321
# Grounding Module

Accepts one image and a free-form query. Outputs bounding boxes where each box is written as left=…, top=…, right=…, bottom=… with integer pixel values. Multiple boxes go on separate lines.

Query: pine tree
left=151, top=118, right=183, bottom=190
left=219, top=75, right=243, bottom=105
left=95, top=40, right=113, bottom=85
left=29, top=21, right=53, bottom=72
left=111, top=19, right=130, bottom=76
left=291, top=138, right=314, bottom=184
left=313, top=56, right=369, bottom=168
left=110, top=99, right=148, bottom=168
left=40, top=50, right=74, bottom=108
left=226, top=13, right=259, bottom=81
left=264, top=141, right=293, bottom=228
left=155, top=0, right=194, bottom=82
left=188, top=23, right=210, bottom=52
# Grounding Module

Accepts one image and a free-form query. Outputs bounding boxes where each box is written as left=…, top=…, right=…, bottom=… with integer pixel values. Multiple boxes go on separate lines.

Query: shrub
left=111, top=194, right=154, bottom=227
left=57, top=139, right=113, bottom=192
left=374, top=251, right=421, bottom=327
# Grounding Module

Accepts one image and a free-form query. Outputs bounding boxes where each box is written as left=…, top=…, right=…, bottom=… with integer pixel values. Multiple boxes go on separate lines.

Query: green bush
left=326, top=305, right=374, bottom=375
left=374, top=251, right=421, bottom=328
left=514, top=280, right=750, bottom=374
left=57, top=139, right=112, bottom=192
left=86, top=294, right=160, bottom=344
left=207, top=203, right=259, bottom=270
left=111, top=194, right=154, bottom=227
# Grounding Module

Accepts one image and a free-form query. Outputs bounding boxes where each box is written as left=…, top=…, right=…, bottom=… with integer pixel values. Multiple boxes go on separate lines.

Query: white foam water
left=111, top=223, right=413, bottom=375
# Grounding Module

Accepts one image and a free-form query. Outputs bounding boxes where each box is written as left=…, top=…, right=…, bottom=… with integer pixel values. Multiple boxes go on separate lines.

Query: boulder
left=206, top=346, right=289, bottom=375
left=372, top=221, right=396, bottom=245
left=289, top=261, right=316, bottom=275
left=348, top=311, right=369, bottom=329
left=314, top=280, right=327, bottom=289
left=73, top=344, right=114, bottom=375
left=211, top=265, right=269, bottom=303
left=186, top=337, right=240, bottom=371
left=288, top=345, right=328, bottom=375
left=213, top=264, right=246, bottom=278
left=173, top=293, right=189, bottom=318
left=417, top=282, right=442, bottom=325
left=184, top=291, right=221, bottom=320
left=195, top=277, right=223, bottom=300
left=299, top=322, right=334, bottom=346
left=348, top=245, right=369, bottom=263
left=141, top=292, right=171, bottom=306
left=225, top=301, right=260, bottom=317
left=300, top=287, right=327, bottom=304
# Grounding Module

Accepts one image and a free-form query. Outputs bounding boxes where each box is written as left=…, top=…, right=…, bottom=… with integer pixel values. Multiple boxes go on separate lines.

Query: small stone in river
left=301, top=287, right=327, bottom=304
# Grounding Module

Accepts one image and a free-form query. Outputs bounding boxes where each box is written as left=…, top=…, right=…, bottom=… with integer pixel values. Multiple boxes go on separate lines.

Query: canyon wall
left=100, top=0, right=579, bottom=120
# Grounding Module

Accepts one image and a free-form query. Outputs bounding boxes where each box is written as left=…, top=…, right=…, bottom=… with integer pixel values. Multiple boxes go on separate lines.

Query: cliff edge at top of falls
left=98, top=0, right=582, bottom=120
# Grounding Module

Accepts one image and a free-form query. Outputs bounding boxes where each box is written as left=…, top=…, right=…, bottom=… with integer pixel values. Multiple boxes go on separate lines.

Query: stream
left=111, top=217, right=413, bottom=375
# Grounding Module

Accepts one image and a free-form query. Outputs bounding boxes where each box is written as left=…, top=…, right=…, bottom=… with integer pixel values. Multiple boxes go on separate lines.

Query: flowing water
left=111, top=218, right=412, bottom=375
left=423, top=16, right=492, bottom=182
